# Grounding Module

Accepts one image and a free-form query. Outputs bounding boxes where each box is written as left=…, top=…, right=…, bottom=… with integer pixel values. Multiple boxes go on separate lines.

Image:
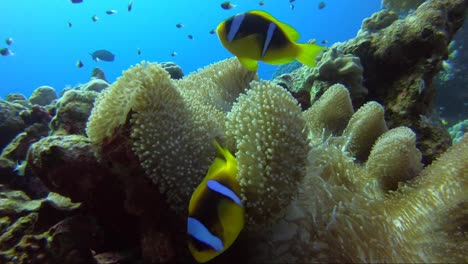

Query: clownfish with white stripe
left=216, top=10, right=325, bottom=71
left=187, top=141, right=244, bottom=263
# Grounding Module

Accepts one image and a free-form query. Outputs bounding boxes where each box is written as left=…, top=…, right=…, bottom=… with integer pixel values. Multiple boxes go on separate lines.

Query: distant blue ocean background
left=0, top=0, right=381, bottom=98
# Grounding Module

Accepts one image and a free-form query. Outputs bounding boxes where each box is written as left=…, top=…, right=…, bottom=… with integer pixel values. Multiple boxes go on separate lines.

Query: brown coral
left=342, top=0, right=467, bottom=164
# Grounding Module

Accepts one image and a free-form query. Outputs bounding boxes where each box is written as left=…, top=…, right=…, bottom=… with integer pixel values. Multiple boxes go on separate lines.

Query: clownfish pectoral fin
left=216, top=199, right=244, bottom=251
left=295, top=43, right=325, bottom=68
left=249, top=10, right=300, bottom=42
left=237, top=56, right=258, bottom=71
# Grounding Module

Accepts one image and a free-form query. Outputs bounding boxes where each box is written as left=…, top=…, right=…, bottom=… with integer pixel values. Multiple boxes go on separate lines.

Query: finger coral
left=366, top=126, right=423, bottom=191
left=303, top=84, right=354, bottom=137
left=301, top=134, right=467, bottom=263
left=226, top=81, right=309, bottom=227
left=342, top=101, right=388, bottom=161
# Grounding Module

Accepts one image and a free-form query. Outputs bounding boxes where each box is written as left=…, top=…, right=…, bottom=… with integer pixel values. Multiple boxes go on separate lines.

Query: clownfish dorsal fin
left=213, top=140, right=238, bottom=170
left=248, top=10, right=301, bottom=42
left=205, top=157, right=226, bottom=180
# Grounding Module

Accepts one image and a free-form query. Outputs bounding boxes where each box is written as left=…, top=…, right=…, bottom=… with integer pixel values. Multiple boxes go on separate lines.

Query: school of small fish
left=1, top=37, right=14, bottom=57
left=3, top=0, right=328, bottom=70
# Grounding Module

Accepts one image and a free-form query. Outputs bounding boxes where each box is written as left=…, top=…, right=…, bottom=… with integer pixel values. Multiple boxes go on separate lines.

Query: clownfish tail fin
left=295, top=43, right=325, bottom=68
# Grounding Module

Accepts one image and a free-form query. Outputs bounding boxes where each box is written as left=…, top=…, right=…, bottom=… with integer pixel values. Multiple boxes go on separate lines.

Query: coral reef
left=6, top=93, right=31, bottom=108
left=341, top=0, right=466, bottom=164
left=361, top=9, right=399, bottom=32
left=0, top=185, right=93, bottom=264
left=1, top=123, right=49, bottom=162
left=270, top=0, right=466, bottom=165
left=91, top=67, right=108, bottom=82
left=434, top=18, right=468, bottom=123
left=160, top=62, right=184, bottom=79
left=272, top=47, right=366, bottom=106
left=80, top=79, right=109, bottom=93
left=26, top=134, right=140, bottom=244
left=49, top=90, right=99, bottom=136
left=449, top=119, right=468, bottom=144
left=28, top=86, right=58, bottom=106
left=382, top=0, right=426, bottom=13
left=0, top=101, right=28, bottom=150
left=271, top=60, right=301, bottom=79
left=307, top=47, right=367, bottom=105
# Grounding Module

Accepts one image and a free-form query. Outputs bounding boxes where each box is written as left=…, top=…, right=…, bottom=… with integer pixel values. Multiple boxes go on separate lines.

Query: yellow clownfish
left=187, top=141, right=244, bottom=263
left=216, top=10, right=325, bottom=71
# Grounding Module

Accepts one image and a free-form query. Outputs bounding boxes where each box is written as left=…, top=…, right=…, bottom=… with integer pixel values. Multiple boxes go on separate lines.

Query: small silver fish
left=137, top=48, right=141, bottom=55
left=106, top=10, right=117, bottom=15
left=5, top=38, right=13, bottom=45
left=318, top=1, right=326, bottom=9
left=290, top=4, right=294, bottom=10
left=171, top=51, right=177, bottom=57
left=259, top=1, right=265, bottom=6
left=187, top=34, right=193, bottom=40
left=221, top=1, right=236, bottom=10
left=92, top=15, right=99, bottom=22
left=68, top=22, right=73, bottom=28
left=90, top=50, right=115, bottom=62
left=0, top=48, right=14, bottom=56
left=77, top=60, right=84, bottom=68
left=176, top=23, right=184, bottom=28
left=128, top=0, right=133, bottom=11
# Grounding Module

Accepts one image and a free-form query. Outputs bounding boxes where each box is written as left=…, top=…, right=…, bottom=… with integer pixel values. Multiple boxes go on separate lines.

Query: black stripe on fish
left=224, top=12, right=289, bottom=56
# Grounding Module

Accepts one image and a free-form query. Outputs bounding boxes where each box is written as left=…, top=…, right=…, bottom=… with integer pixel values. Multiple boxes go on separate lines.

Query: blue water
left=0, top=0, right=381, bottom=98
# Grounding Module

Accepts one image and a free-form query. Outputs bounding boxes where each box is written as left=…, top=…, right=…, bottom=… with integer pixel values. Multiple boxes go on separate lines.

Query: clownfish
left=187, top=141, right=244, bottom=263
left=216, top=10, right=324, bottom=71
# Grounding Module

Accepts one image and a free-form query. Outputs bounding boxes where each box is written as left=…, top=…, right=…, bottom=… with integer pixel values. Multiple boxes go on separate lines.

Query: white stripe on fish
left=206, top=179, right=242, bottom=206
left=262, top=22, right=276, bottom=57
left=187, top=217, right=224, bottom=251
left=227, top=13, right=245, bottom=43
